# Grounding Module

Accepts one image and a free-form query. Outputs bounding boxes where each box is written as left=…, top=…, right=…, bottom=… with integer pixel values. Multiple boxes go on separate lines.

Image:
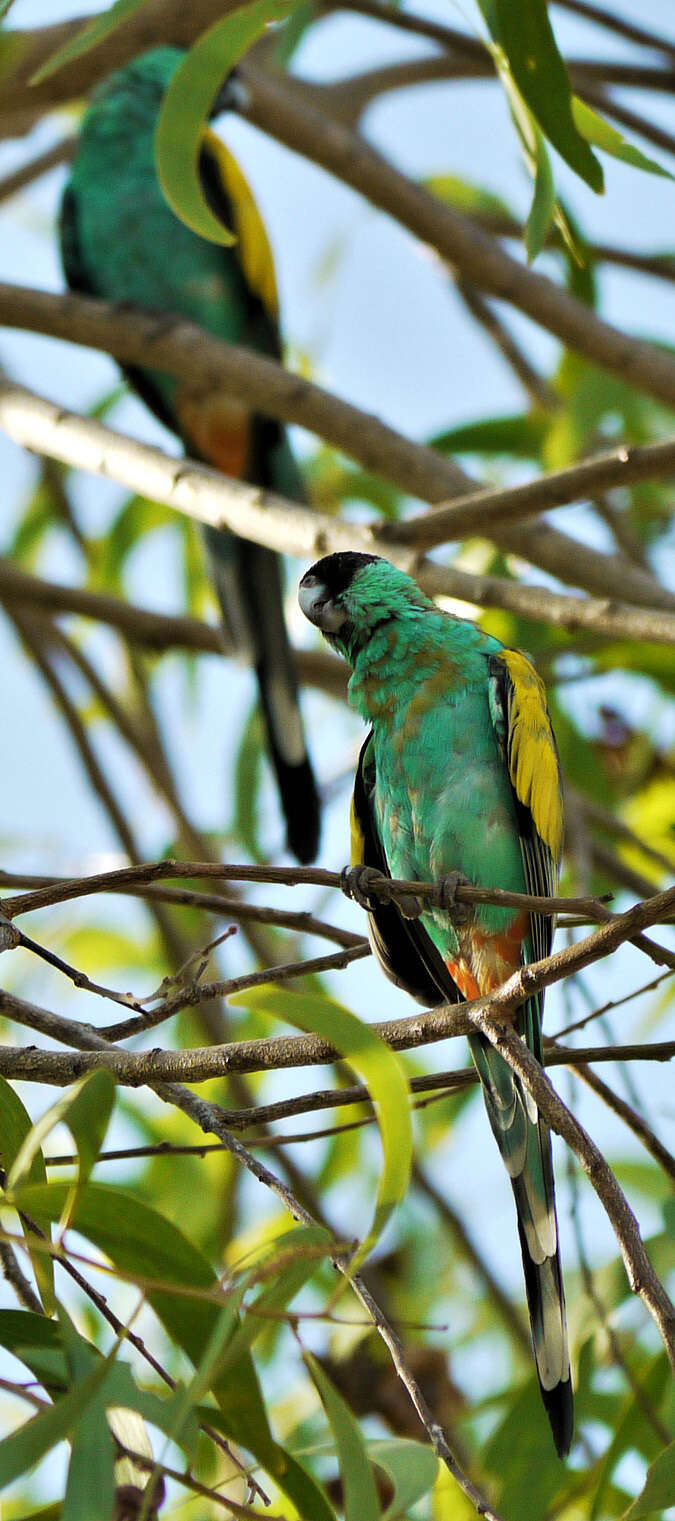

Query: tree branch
left=472, top=1011, right=675, bottom=1366
left=238, top=63, right=675, bottom=410
left=568, top=1058, right=675, bottom=1180
left=383, top=438, right=675, bottom=548
left=0, top=556, right=347, bottom=695
left=0, top=137, right=76, bottom=206
left=0, top=0, right=242, bottom=133
left=3, top=375, right=675, bottom=644
left=2, top=283, right=672, bottom=610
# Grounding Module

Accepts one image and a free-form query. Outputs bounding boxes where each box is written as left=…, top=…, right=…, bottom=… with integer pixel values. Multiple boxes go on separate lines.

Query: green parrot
left=60, top=46, right=320, bottom=863
left=299, top=551, right=573, bottom=1458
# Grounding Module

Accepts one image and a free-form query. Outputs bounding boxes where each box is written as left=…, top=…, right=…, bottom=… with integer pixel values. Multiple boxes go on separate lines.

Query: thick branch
left=0, top=1, right=241, bottom=132
left=239, top=64, right=675, bottom=411
left=0, top=557, right=347, bottom=697
left=384, top=439, right=675, bottom=548
left=3, top=285, right=672, bottom=611
left=3, top=377, right=675, bottom=645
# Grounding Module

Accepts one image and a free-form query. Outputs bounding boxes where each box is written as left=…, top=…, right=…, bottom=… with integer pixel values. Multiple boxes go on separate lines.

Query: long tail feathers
left=470, top=1014, right=573, bottom=1458
left=205, top=528, right=320, bottom=863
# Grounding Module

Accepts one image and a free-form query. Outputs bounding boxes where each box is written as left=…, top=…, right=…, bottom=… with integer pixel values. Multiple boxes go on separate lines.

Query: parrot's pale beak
left=298, top=574, right=346, bottom=633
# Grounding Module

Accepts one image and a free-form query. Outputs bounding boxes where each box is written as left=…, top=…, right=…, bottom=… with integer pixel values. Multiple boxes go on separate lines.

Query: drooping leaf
left=61, top=1309, right=116, bottom=1521
left=7, top=1069, right=115, bottom=1218
left=590, top=1355, right=670, bottom=1520
left=97, top=495, right=174, bottom=591
left=430, top=413, right=547, bottom=461
left=525, top=122, right=556, bottom=262
left=573, top=99, right=673, bottom=181
left=30, top=0, right=154, bottom=83
left=491, top=0, right=603, bottom=191
left=371, top=1438, right=439, bottom=1518
left=623, top=1440, right=675, bottom=1519
left=0, top=1077, right=54, bottom=1311
left=0, top=1310, right=68, bottom=1394
left=155, top=0, right=296, bottom=244
left=232, top=701, right=266, bottom=862
left=230, top=987, right=412, bottom=1266
left=10, top=1183, right=336, bottom=1521
left=0, top=1345, right=118, bottom=1487
left=306, top=1353, right=381, bottom=1521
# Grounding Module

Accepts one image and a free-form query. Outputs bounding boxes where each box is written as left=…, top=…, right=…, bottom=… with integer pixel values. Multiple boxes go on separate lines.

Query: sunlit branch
left=2, top=298, right=673, bottom=614
left=384, top=438, right=675, bottom=548
left=471, top=1012, right=675, bottom=1365
left=0, top=137, right=76, bottom=207
left=238, top=63, right=675, bottom=411
left=568, top=1057, right=675, bottom=1180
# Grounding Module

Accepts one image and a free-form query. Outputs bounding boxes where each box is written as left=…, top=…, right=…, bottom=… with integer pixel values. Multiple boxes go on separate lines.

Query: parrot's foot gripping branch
left=340, top=864, right=422, bottom=919
left=428, top=871, right=474, bottom=925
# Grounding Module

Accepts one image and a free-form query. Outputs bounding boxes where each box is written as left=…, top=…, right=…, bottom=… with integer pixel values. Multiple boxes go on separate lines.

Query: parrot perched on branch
left=299, top=551, right=573, bottom=1458
left=60, top=46, right=320, bottom=863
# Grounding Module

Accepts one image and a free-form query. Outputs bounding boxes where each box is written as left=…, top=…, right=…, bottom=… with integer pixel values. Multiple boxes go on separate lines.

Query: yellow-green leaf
left=230, top=986, right=412, bottom=1265
left=0, top=1078, right=54, bottom=1311
left=155, top=0, right=295, bottom=245
left=623, top=1441, right=675, bottom=1519
left=30, top=0, right=153, bottom=84
left=306, top=1353, right=381, bottom=1521
left=573, top=98, right=673, bottom=181
left=7, top=1069, right=115, bottom=1207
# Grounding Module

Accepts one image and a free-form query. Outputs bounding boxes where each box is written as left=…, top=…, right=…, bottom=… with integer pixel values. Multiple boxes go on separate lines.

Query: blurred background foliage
left=0, top=0, right=673, bottom=1517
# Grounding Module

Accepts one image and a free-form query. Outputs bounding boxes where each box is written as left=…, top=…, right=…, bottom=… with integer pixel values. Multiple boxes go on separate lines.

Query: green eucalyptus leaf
left=623, top=1441, right=675, bottom=1518
left=30, top=0, right=153, bottom=83
left=573, top=99, right=673, bottom=181
left=155, top=0, right=295, bottom=245
left=525, top=124, right=556, bottom=262
left=430, top=413, right=547, bottom=460
left=7, top=1069, right=115, bottom=1206
left=9, top=1183, right=335, bottom=1521
left=493, top=0, right=602, bottom=191
left=0, top=1345, right=118, bottom=1487
left=306, top=1353, right=380, bottom=1521
left=230, top=986, right=412, bottom=1266
left=0, top=1078, right=54, bottom=1311
left=371, top=1438, right=439, bottom=1519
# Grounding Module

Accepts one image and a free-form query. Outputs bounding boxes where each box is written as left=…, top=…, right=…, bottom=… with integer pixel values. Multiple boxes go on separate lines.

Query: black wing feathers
left=353, top=733, right=462, bottom=1008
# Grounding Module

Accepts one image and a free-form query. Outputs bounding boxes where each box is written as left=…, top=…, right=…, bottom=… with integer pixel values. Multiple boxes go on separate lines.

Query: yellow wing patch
left=350, top=790, right=366, bottom=868
left=203, top=128, right=279, bottom=318
left=500, top=650, right=563, bottom=860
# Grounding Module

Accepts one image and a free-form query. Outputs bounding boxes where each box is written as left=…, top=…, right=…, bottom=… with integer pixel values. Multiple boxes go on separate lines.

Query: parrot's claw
left=430, top=871, right=473, bottom=924
left=341, top=865, right=387, bottom=911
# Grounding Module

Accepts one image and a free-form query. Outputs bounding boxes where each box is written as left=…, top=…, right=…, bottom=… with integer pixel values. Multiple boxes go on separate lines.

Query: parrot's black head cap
left=298, top=552, right=381, bottom=642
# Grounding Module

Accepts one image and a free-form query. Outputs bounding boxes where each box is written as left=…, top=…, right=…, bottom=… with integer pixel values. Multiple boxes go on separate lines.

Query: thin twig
left=554, top=969, right=674, bottom=1039
left=0, top=137, right=76, bottom=206
left=567, top=1056, right=675, bottom=1180
left=384, top=438, right=675, bottom=548
left=0, top=1238, right=44, bottom=1315
left=99, top=941, right=369, bottom=1041
left=566, top=1140, right=671, bottom=1447
left=471, top=1013, right=675, bottom=1365
left=0, top=855, right=620, bottom=921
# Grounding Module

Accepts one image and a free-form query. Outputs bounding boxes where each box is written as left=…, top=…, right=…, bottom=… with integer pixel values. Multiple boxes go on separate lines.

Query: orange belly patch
left=446, top=910, right=529, bottom=1003
left=177, top=390, right=252, bottom=478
